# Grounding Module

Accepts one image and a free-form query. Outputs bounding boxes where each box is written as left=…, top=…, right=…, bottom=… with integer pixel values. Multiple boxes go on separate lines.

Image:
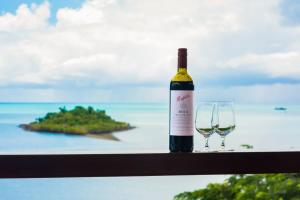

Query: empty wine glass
left=215, top=101, right=235, bottom=150
left=195, top=102, right=218, bottom=151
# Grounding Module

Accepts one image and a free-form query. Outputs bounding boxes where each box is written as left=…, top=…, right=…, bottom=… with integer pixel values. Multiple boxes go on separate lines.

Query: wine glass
left=195, top=102, right=218, bottom=151
left=215, top=101, right=235, bottom=150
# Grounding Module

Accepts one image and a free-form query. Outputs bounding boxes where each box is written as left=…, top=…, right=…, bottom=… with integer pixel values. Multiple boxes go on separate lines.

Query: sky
left=0, top=0, right=300, bottom=103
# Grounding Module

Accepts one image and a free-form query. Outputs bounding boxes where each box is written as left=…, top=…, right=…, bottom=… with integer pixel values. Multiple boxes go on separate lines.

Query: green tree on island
left=20, top=106, right=134, bottom=135
left=174, top=173, right=300, bottom=200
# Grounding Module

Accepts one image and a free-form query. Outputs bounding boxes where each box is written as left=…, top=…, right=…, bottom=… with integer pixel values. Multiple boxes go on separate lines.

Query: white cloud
left=0, top=2, right=50, bottom=31
left=0, top=0, right=300, bottom=102
left=0, top=0, right=246, bottom=87
left=222, top=52, right=300, bottom=79
left=56, top=1, right=104, bottom=27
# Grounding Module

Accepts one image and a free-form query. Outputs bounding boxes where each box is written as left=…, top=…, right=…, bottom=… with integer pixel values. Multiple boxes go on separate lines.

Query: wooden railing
left=1, top=151, right=300, bottom=178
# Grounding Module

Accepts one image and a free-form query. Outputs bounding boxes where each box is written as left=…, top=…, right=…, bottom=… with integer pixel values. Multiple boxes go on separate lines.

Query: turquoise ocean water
left=0, top=103, right=299, bottom=199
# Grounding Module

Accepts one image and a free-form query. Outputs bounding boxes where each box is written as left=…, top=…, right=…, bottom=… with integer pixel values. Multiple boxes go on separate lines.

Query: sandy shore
left=86, top=133, right=120, bottom=141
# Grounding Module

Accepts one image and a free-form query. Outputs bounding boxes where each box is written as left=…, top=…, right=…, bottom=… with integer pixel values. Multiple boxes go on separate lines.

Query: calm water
left=0, top=103, right=299, bottom=199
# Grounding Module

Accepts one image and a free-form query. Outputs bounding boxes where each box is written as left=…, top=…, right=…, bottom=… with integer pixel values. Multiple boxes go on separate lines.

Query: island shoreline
left=19, top=124, right=136, bottom=141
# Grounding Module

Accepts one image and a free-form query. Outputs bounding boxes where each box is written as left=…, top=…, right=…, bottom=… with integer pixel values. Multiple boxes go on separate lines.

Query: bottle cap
left=178, top=48, right=187, bottom=68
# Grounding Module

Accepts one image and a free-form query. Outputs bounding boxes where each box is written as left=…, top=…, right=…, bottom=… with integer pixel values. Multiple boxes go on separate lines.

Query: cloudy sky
left=0, top=0, right=300, bottom=103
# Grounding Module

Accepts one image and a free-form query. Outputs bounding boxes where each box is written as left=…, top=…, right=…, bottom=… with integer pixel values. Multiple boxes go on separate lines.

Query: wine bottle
left=169, top=48, right=194, bottom=152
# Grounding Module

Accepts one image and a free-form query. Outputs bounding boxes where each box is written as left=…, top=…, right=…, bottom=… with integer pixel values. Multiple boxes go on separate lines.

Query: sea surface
left=0, top=103, right=299, bottom=200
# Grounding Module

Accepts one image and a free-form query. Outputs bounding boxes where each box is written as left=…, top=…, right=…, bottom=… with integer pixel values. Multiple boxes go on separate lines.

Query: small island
left=20, top=106, right=134, bottom=140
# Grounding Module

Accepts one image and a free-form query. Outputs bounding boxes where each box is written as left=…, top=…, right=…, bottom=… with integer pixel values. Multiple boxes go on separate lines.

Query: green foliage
left=174, top=174, right=300, bottom=200
left=26, top=106, right=132, bottom=135
left=59, top=106, right=67, bottom=113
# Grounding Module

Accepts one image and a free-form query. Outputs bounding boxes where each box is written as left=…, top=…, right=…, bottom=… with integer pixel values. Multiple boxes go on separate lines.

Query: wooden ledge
left=1, top=151, right=300, bottom=178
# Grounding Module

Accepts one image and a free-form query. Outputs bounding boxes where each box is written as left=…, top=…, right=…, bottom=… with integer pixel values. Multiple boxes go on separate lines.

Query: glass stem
left=204, top=137, right=209, bottom=151
left=221, top=136, right=225, bottom=150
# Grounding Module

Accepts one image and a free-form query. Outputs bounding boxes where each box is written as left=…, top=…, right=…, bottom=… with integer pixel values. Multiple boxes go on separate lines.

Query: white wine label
left=170, top=90, right=194, bottom=136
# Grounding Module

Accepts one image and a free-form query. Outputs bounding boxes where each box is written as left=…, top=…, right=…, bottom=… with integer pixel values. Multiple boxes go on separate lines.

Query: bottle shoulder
left=171, top=72, right=193, bottom=82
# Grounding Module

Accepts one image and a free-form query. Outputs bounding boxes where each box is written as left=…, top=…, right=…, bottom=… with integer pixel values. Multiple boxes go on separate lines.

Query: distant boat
left=274, top=107, right=287, bottom=111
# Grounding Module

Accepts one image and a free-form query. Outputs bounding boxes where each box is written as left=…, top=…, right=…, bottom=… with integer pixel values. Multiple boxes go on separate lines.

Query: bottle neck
left=178, top=56, right=187, bottom=68
left=178, top=48, right=187, bottom=69
left=177, top=67, right=187, bottom=73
